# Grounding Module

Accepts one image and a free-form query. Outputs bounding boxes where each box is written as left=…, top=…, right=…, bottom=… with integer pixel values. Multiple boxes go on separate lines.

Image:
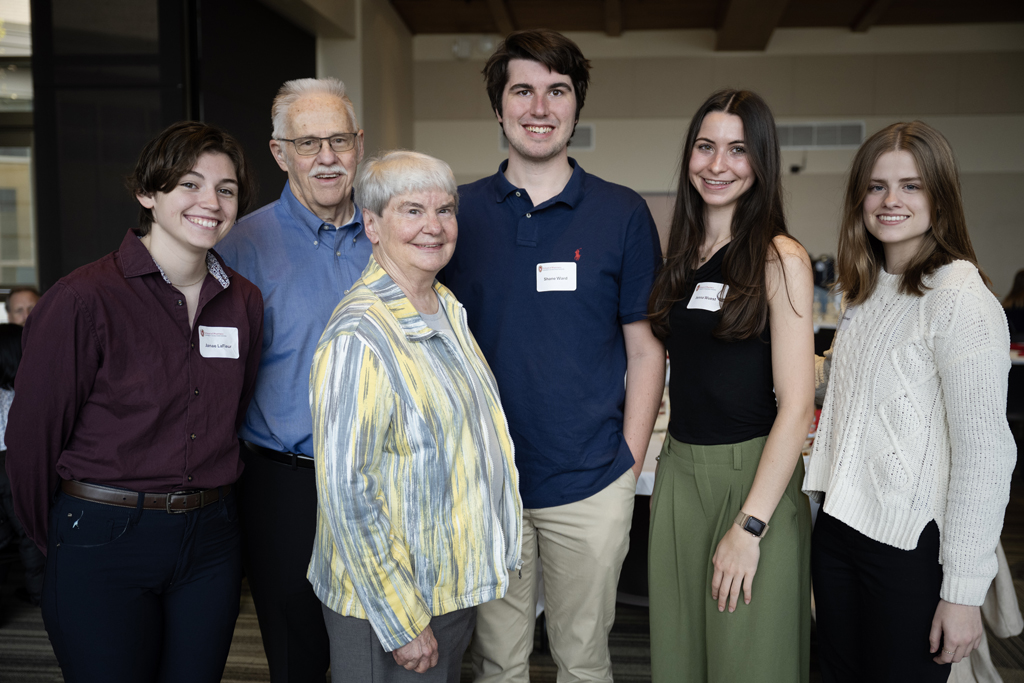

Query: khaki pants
left=471, top=469, right=636, bottom=683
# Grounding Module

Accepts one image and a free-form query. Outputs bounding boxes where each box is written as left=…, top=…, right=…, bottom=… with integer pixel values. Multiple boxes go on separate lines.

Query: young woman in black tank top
left=646, top=89, right=816, bottom=683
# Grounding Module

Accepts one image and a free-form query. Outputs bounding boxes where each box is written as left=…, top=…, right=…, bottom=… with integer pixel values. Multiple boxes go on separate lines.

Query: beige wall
left=318, top=0, right=414, bottom=157
left=411, top=25, right=1024, bottom=296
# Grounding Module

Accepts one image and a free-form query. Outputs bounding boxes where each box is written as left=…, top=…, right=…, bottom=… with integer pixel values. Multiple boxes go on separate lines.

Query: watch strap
left=734, top=510, right=769, bottom=538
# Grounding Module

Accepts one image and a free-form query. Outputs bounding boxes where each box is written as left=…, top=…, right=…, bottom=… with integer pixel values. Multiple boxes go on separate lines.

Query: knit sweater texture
left=804, top=260, right=1015, bottom=606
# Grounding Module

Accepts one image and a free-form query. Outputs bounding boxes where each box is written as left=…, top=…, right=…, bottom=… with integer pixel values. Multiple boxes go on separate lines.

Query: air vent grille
left=777, top=122, right=864, bottom=149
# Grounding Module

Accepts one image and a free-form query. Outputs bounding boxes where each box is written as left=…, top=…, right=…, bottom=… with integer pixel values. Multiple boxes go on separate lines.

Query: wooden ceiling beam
left=486, top=0, right=515, bottom=36
left=605, top=0, right=622, bottom=37
left=851, top=0, right=896, bottom=32
left=715, top=0, right=792, bottom=51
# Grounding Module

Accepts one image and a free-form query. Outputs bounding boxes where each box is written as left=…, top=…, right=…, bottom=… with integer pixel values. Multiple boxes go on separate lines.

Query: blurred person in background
left=5, top=286, right=39, bottom=325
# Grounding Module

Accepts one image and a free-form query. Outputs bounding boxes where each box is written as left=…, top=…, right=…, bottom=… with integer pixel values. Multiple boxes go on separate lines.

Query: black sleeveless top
left=665, top=244, right=777, bottom=445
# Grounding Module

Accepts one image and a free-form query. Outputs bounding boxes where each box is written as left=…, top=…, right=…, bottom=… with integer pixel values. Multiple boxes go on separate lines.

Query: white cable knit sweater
left=803, top=260, right=1015, bottom=606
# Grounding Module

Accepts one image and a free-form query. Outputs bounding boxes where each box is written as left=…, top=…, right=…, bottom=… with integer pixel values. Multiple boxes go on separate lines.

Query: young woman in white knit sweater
left=804, top=120, right=1016, bottom=682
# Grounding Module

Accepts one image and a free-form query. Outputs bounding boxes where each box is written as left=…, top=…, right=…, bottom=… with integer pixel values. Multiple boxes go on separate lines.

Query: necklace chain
left=171, top=269, right=207, bottom=288
left=698, top=236, right=730, bottom=263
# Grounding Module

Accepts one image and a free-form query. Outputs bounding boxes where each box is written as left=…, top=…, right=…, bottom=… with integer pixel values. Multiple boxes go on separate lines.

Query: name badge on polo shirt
left=198, top=326, right=239, bottom=359
left=687, top=282, right=728, bottom=311
left=536, top=262, right=577, bottom=292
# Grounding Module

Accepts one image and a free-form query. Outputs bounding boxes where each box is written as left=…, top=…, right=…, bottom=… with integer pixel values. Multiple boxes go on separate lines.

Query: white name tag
left=536, top=262, right=577, bottom=292
left=687, top=282, right=728, bottom=311
left=198, top=326, right=239, bottom=359
left=839, top=305, right=858, bottom=331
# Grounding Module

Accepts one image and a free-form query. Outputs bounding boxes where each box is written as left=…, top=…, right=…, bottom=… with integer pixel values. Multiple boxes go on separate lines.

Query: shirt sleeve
left=932, top=282, right=1016, bottom=606
left=237, top=287, right=264, bottom=432
left=618, top=199, right=662, bottom=325
left=5, top=283, right=101, bottom=554
left=310, top=330, right=432, bottom=651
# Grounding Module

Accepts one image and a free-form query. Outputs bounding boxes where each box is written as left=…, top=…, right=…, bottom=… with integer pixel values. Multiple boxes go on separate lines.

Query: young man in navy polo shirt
left=441, top=29, right=665, bottom=683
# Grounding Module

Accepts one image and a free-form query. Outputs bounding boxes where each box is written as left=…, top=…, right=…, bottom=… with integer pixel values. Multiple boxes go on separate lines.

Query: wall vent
left=777, top=122, right=864, bottom=149
left=500, top=123, right=596, bottom=152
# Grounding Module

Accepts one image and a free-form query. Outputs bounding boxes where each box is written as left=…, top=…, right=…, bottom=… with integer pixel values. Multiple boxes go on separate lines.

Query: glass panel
left=0, top=146, right=36, bottom=285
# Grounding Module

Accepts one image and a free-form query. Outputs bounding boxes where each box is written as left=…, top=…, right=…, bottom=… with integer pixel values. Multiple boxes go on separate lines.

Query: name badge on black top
left=198, top=326, right=239, bottom=359
left=687, top=282, right=728, bottom=312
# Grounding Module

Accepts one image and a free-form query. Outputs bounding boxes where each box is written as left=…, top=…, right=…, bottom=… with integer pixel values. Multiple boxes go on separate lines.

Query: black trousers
left=42, top=488, right=241, bottom=683
left=237, top=442, right=330, bottom=682
left=812, top=509, right=952, bottom=683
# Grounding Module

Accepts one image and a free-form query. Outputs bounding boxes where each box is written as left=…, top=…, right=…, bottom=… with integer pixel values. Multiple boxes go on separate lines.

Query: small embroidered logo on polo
left=574, top=248, right=581, bottom=261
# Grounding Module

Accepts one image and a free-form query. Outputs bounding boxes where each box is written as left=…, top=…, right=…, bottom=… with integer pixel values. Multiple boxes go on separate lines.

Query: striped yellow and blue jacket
left=308, top=256, right=523, bottom=652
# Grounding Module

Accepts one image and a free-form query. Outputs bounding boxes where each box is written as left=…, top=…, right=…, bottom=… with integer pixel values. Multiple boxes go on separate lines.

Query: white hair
left=271, top=77, right=358, bottom=139
left=355, top=151, right=459, bottom=216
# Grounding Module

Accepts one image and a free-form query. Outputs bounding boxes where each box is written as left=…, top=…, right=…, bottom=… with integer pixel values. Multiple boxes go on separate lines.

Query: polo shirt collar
left=118, top=229, right=232, bottom=289
left=361, top=255, right=447, bottom=342
left=491, top=157, right=585, bottom=209
left=280, top=181, right=364, bottom=238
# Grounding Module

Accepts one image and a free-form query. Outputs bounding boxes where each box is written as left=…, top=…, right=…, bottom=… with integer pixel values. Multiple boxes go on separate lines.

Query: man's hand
left=929, top=600, right=982, bottom=664
left=392, top=625, right=439, bottom=673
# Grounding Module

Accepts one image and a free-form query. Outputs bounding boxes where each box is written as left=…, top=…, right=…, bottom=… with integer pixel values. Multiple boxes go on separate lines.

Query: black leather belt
left=242, top=440, right=315, bottom=470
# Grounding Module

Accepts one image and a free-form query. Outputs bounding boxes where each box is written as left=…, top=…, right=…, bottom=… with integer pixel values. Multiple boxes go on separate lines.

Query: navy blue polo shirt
left=442, top=159, right=661, bottom=508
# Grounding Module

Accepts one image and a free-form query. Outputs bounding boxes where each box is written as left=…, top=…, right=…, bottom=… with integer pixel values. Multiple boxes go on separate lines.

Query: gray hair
left=271, top=77, right=358, bottom=139
left=355, top=151, right=459, bottom=216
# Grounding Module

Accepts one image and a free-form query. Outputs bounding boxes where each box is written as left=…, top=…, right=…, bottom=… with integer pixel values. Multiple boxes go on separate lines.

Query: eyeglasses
left=275, top=134, right=358, bottom=156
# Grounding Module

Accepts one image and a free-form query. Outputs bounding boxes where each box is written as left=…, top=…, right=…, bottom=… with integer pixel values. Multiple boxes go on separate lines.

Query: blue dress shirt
left=216, top=182, right=372, bottom=457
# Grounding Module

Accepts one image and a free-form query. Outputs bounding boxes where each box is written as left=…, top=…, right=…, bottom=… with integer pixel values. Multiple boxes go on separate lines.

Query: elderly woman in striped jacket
left=308, top=150, right=523, bottom=683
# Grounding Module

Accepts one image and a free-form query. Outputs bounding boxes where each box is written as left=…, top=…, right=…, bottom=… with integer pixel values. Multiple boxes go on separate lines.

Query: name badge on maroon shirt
left=198, top=326, right=239, bottom=359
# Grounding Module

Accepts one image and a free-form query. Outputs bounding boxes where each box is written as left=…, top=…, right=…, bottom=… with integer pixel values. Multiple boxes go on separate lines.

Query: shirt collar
left=360, top=255, right=457, bottom=342
left=119, top=229, right=231, bottom=290
left=490, top=157, right=585, bottom=209
left=280, top=181, right=364, bottom=239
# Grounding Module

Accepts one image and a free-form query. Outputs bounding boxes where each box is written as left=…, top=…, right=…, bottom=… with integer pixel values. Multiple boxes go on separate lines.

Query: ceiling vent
left=500, top=123, right=595, bottom=152
left=777, top=122, right=864, bottom=149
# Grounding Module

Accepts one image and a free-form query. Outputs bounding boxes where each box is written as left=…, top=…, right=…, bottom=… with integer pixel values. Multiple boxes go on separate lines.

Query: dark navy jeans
left=42, top=487, right=242, bottom=683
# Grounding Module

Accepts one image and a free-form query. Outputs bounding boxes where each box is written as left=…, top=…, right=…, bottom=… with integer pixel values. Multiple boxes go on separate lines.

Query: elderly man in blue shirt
left=216, top=77, right=371, bottom=683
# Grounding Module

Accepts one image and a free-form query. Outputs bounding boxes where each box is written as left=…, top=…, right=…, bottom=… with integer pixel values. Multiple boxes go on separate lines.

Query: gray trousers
left=321, top=603, right=475, bottom=683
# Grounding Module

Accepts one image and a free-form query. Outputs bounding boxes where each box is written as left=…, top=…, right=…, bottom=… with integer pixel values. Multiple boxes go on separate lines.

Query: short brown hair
left=127, top=121, right=256, bottom=235
left=483, top=29, right=591, bottom=125
left=836, top=120, right=985, bottom=305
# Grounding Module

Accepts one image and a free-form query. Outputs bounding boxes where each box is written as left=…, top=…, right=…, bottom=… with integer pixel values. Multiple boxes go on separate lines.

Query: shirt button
left=313, top=240, right=318, bottom=246
left=177, top=299, right=183, bottom=306
left=194, top=388, right=199, bottom=396
left=526, top=213, right=531, bottom=218
left=336, top=251, right=340, bottom=256
left=191, top=342, right=194, bottom=349
left=187, top=475, right=193, bottom=482
left=190, top=433, right=196, bottom=440
left=515, top=191, right=521, bottom=197
left=352, top=237, right=357, bottom=243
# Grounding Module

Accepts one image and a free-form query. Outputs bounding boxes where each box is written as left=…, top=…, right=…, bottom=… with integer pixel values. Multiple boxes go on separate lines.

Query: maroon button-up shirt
left=6, top=230, right=263, bottom=553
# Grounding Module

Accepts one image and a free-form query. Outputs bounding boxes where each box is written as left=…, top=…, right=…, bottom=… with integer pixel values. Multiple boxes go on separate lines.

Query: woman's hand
left=929, top=600, right=982, bottom=664
left=392, top=625, right=439, bottom=672
left=711, top=523, right=762, bottom=612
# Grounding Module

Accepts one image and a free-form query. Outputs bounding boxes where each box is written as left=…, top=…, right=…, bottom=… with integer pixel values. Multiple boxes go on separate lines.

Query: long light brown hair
left=836, top=121, right=986, bottom=306
left=648, top=89, right=789, bottom=341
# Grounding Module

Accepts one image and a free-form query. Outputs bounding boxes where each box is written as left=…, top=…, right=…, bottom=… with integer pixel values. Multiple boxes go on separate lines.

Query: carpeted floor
left=5, top=481, right=1024, bottom=682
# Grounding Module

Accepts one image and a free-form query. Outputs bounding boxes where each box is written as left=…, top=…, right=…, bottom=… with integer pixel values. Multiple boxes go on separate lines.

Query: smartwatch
left=734, top=511, right=769, bottom=538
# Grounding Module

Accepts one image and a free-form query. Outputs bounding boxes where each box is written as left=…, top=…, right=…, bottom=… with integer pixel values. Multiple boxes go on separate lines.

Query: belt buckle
left=165, top=491, right=192, bottom=514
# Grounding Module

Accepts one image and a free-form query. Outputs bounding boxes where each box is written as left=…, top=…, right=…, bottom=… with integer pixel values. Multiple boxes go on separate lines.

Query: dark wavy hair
left=483, top=29, right=591, bottom=128
left=835, top=120, right=985, bottom=306
left=0, top=323, right=23, bottom=390
left=126, top=121, right=257, bottom=235
left=648, top=89, right=790, bottom=341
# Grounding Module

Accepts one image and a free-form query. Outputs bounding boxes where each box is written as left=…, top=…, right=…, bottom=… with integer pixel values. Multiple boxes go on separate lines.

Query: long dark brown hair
left=836, top=121, right=985, bottom=306
left=648, top=89, right=789, bottom=341
left=1005, top=269, right=1024, bottom=310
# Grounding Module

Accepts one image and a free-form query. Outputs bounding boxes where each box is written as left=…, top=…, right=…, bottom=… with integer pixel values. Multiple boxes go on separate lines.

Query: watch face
left=744, top=516, right=766, bottom=536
